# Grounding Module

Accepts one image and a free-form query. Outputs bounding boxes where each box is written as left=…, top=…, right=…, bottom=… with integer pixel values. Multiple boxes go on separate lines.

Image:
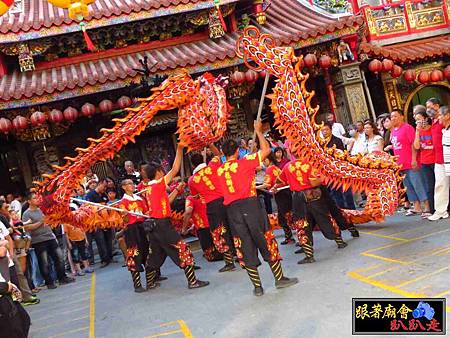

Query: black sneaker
left=47, top=283, right=57, bottom=289
left=337, top=242, right=348, bottom=249
left=146, top=282, right=160, bottom=290
left=156, top=276, right=168, bottom=282
left=275, top=277, right=299, bottom=289
left=100, top=262, right=110, bottom=268
left=59, top=276, right=76, bottom=285
left=22, top=297, right=40, bottom=306
left=188, top=280, right=209, bottom=289
left=280, top=238, right=295, bottom=245
left=298, top=257, right=316, bottom=264
left=253, top=286, right=264, bottom=296
left=349, top=229, right=360, bottom=238
left=294, top=248, right=304, bottom=254
left=218, top=263, right=236, bottom=273
left=134, top=286, right=146, bottom=293
left=193, top=265, right=201, bottom=270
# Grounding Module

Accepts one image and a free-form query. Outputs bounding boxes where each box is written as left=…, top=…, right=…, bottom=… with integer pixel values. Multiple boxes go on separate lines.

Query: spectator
left=326, top=113, right=346, bottom=139
left=349, top=121, right=367, bottom=155
left=382, top=115, right=394, bottom=155
left=22, top=193, right=75, bottom=289
left=440, top=106, right=450, bottom=177
left=273, top=147, right=289, bottom=169
left=81, top=168, right=99, bottom=190
left=322, top=123, right=356, bottom=210
left=427, top=99, right=449, bottom=221
left=390, top=110, right=431, bottom=217
left=413, top=110, right=435, bottom=215
left=85, top=179, right=113, bottom=268
left=364, top=120, right=384, bottom=153
left=8, top=194, right=23, bottom=219
left=122, top=161, right=140, bottom=185
left=0, top=240, right=31, bottom=338
left=107, top=189, right=118, bottom=204
left=65, top=223, right=93, bottom=276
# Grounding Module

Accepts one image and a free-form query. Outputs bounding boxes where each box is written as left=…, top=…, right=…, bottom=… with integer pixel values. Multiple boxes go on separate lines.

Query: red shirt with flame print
left=185, top=195, right=209, bottom=230
left=144, top=178, right=171, bottom=219
left=279, top=160, right=318, bottom=192
left=217, top=152, right=262, bottom=206
left=188, top=157, right=223, bottom=204
left=118, top=194, right=148, bottom=225
left=264, top=165, right=283, bottom=189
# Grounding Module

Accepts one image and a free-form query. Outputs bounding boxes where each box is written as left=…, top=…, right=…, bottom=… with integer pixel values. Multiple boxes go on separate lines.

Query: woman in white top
left=364, top=120, right=384, bottom=153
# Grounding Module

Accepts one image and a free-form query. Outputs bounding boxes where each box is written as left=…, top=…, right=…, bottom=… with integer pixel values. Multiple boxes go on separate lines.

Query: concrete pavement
left=27, top=213, right=450, bottom=338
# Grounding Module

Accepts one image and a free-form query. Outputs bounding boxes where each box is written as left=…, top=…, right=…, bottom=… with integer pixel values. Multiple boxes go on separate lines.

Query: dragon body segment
left=34, top=72, right=230, bottom=230
left=236, top=27, right=404, bottom=223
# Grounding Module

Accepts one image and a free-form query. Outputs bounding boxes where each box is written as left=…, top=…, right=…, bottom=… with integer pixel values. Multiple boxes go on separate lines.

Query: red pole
left=325, top=70, right=336, bottom=114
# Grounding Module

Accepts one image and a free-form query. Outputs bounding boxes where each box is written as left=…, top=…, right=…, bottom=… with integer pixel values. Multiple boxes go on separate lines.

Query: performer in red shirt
left=143, top=145, right=209, bottom=290
left=118, top=179, right=155, bottom=293
left=188, top=147, right=236, bottom=273
left=182, top=195, right=222, bottom=262
left=217, top=121, right=298, bottom=297
left=278, top=158, right=347, bottom=265
left=256, top=152, right=295, bottom=244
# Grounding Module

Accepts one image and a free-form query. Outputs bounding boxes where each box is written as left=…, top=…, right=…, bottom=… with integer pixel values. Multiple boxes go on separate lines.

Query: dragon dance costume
left=144, top=177, right=208, bottom=289
left=188, top=157, right=236, bottom=272
left=217, top=151, right=297, bottom=295
left=184, top=195, right=222, bottom=262
left=279, top=159, right=347, bottom=264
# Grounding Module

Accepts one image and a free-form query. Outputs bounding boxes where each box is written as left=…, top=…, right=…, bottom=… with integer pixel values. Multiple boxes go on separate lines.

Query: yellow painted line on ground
left=146, top=329, right=183, bottom=338
left=434, top=289, right=450, bottom=298
left=146, top=320, right=194, bottom=338
left=347, top=271, right=426, bottom=298
left=395, top=266, right=450, bottom=288
left=178, top=320, right=194, bottom=338
left=362, top=253, right=409, bottom=265
left=363, top=228, right=450, bottom=254
left=46, top=326, right=89, bottom=338
left=89, top=272, right=96, bottom=338
left=351, top=264, right=382, bottom=274
left=447, top=305, right=450, bottom=312
left=359, top=231, right=409, bottom=241
left=31, top=315, right=89, bottom=332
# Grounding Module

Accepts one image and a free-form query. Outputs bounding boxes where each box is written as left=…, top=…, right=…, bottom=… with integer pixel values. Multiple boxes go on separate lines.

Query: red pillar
left=0, top=54, right=7, bottom=76
left=325, top=70, right=336, bottom=114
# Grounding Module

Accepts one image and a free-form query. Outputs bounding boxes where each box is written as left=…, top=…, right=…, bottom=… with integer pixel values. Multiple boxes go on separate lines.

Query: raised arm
left=165, top=145, right=184, bottom=184
left=209, top=144, right=221, bottom=157
left=254, top=121, right=270, bottom=161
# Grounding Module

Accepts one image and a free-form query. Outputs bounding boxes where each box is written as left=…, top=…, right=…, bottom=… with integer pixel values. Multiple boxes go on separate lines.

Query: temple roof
left=0, top=0, right=363, bottom=109
left=0, top=0, right=240, bottom=42
left=360, top=35, right=450, bottom=63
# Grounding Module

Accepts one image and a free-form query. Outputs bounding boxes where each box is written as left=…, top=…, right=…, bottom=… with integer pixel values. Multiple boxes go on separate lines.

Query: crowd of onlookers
left=1, top=97, right=449, bottom=337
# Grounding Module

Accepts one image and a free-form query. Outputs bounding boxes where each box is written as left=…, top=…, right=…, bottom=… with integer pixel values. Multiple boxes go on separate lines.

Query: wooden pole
left=71, top=198, right=152, bottom=219
left=250, top=72, right=270, bottom=153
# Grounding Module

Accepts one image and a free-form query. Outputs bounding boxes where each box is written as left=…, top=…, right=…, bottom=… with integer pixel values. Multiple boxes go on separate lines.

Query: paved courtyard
left=27, top=213, right=449, bottom=338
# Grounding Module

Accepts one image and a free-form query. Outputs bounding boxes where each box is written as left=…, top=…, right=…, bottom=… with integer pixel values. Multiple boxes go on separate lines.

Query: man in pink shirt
left=426, top=98, right=449, bottom=221
left=390, top=110, right=431, bottom=216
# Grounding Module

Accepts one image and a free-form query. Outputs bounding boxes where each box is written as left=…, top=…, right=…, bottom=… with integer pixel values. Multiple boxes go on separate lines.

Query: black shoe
left=280, top=238, right=295, bottom=245
left=146, top=282, right=161, bottom=290
left=100, top=262, right=110, bottom=268
left=22, top=296, right=40, bottom=306
left=218, top=263, right=236, bottom=273
left=156, top=276, right=168, bottom=282
left=193, top=265, right=201, bottom=270
left=295, top=242, right=300, bottom=247
left=47, top=283, right=57, bottom=290
left=294, top=248, right=304, bottom=254
left=253, top=286, right=264, bottom=296
left=275, top=277, right=299, bottom=289
left=350, top=229, right=360, bottom=238
left=59, top=276, right=75, bottom=285
left=134, top=286, right=146, bottom=293
left=298, top=257, right=316, bottom=264
left=188, top=280, right=209, bottom=289
left=337, top=242, right=348, bottom=249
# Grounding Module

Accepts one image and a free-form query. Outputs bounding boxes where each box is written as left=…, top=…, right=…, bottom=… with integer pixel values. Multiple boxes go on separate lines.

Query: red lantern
left=304, top=54, right=317, bottom=67
left=99, top=100, right=113, bottom=113
left=368, top=59, right=382, bottom=73
left=418, top=71, right=430, bottom=84
left=319, top=55, right=331, bottom=69
left=403, top=69, right=416, bottom=82
left=63, top=107, right=78, bottom=122
left=117, top=96, right=132, bottom=109
left=430, top=69, right=443, bottom=82
left=444, top=65, right=450, bottom=80
left=382, top=59, right=394, bottom=72
left=81, top=103, right=96, bottom=117
left=390, top=65, right=403, bottom=78
left=12, top=115, right=28, bottom=131
left=0, top=118, right=12, bottom=134
left=30, top=111, right=47, bottom=126
left=245, top=69, right=258, bottom=83
left=230, top=71, right=245, bottom=84
left=48, top=109, right=64, bottom=124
